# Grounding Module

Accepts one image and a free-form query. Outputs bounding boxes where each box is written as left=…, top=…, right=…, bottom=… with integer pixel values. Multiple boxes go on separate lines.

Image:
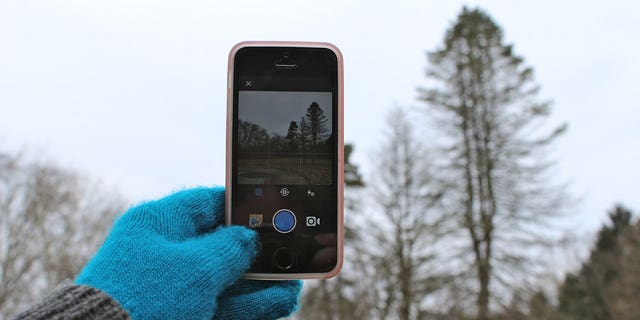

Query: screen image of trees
left=238, top=101, right=333, bottom=185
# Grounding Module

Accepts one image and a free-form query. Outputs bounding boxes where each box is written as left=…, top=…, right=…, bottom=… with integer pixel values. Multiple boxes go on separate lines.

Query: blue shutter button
left=273, top=209, right=296, bottom=233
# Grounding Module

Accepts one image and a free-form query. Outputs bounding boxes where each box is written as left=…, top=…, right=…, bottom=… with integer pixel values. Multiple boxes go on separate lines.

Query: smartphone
left=226, top=41, right=343, bottom=279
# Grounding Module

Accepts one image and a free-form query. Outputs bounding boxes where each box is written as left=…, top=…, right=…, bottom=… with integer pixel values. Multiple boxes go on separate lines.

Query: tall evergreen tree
left=419, top=7, right=567, bottom=319
left=304, top=102, right=329, bottom=147
left=558, top=205, right=638, bottom=320
left=298, top=117, right=311, bottom=151
left=285, top=121, right=299, bottom=151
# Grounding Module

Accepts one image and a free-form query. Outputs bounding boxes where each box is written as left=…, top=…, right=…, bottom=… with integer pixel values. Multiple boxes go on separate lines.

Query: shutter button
left=273, top=209, right=296, bottom=233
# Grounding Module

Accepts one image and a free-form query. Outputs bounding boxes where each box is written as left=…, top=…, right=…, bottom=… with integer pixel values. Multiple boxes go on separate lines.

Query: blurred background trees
left=0, top=149, right=124, bottom=319
left=302, top=110, right=450, bottom=319
left=299, top=6, right=640, bottom=320
left=557, top=205, right=640, bottom=320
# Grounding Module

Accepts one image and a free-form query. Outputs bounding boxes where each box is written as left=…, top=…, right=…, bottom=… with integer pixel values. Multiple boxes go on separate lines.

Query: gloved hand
left=76, top=187, right=301, bottom=320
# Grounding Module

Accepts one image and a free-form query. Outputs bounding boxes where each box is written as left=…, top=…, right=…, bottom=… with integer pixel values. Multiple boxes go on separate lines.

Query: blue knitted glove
left=76, top=187, right=302, bottom=320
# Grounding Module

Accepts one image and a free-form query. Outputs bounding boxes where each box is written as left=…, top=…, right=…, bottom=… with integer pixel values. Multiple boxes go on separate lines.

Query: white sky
left=1, top=0, right=639, bottom=236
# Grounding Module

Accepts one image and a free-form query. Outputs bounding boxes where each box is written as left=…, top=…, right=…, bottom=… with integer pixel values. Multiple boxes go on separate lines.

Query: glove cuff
left=14, top=280, right=130, bottom=320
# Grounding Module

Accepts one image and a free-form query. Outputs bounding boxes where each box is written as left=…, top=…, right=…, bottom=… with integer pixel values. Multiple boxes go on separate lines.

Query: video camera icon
left=306, top=216, right=320, bottom=227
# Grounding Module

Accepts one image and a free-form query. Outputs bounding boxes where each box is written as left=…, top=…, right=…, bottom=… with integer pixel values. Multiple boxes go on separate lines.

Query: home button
left=273, top=247, right=296, bottom=270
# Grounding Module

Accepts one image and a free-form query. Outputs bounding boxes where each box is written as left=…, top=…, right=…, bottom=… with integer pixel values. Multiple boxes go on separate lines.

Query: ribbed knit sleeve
left=13, top=281, right=130, bottom=320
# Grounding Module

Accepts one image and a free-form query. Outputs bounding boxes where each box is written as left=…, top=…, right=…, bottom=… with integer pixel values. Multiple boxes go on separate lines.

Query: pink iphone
left=226, top=41, right=344, bottom=279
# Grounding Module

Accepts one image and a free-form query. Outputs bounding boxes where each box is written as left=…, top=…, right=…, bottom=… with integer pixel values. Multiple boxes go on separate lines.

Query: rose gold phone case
left=225, top=41, right=344, bottom=280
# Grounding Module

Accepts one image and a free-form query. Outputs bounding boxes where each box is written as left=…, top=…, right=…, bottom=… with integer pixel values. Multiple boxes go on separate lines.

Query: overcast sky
left=239, top=91, right=332, bottom=136
left=1, top=0, right=638, bottom=236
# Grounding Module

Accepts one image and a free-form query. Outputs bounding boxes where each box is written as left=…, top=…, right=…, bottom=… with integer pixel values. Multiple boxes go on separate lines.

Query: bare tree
left=0, top=149, right=124, bottom=319
left=300, top=108, right=453, bottom=320
left=364, top=108, right=450, bottom=320
left=419, top=7, right=568, bottom=319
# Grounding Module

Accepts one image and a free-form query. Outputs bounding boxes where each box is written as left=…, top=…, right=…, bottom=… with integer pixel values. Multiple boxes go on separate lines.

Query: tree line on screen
left=2, top=6, right=639, bottom=320
left=238, top=102, right=331, bottom=154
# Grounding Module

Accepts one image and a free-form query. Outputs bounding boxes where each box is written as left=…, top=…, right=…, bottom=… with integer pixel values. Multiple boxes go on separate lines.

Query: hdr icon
left=306, top=216, right=320, bottom=227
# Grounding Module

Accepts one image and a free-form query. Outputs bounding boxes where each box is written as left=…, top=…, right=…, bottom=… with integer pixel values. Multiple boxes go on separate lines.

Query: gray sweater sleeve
left=13, top=281, right=130, bottom=320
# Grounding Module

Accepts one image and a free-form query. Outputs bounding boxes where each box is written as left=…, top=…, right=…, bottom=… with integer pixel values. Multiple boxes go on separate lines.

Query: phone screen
left=231, top=47, right=339, bottom=274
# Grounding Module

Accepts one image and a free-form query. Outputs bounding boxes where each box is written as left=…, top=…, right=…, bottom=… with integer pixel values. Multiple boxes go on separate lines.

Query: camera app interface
left=233, top=90, right=337, bottom=274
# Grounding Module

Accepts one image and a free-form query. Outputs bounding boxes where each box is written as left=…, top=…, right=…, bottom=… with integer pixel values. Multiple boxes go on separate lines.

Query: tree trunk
left=478, top=259, right=490, bottom=320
